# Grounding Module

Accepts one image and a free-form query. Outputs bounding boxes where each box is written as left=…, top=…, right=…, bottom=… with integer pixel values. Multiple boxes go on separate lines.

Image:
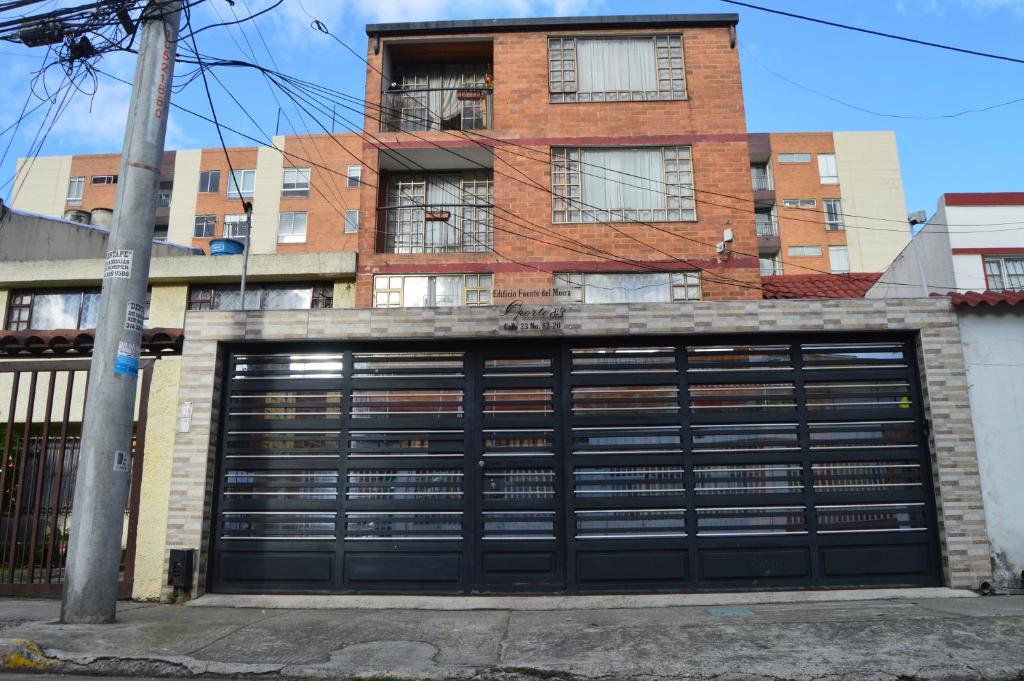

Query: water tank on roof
left=209, top=238, right=244, bottom=255
left=91, top=208, right=113, bottom=228
left=63, top=209, right=91, bottom=224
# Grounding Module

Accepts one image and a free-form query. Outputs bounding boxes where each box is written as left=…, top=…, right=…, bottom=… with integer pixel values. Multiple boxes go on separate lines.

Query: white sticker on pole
left=113, top=450, right=131, bottom=474
left=104, top=249, right=133, bottom=279
left=114, top=339, right=141, bottom=377
left=124, top=301, right=145, bottom=332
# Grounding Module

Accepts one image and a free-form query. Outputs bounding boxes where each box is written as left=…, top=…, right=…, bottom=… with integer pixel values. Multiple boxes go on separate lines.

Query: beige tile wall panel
left=249, top=136, right=285, bottom=254
left=833, top=131, right=911, bottom=272
left=9, top=155, right=73, bottom=217
left=166, top=150, right=202, bottom=245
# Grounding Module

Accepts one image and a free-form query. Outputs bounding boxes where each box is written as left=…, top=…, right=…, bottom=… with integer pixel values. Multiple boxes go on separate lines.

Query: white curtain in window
left=424, top=175, right=461, bottom=249
left=428, top=68, right=463, bottom=128
left=576, top=38, right=657, bottom=93
left=584, top=273, right=671, bottom=304
left=581, top=148, right=663, bottom=211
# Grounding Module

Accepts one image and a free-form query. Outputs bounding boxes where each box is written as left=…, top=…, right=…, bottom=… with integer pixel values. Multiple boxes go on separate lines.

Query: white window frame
left=817, top=153, right=839, bottom=184
left=223, top=213, right=249, bottom=238
left=91, top=175, right=117, bottom=185
left=344, top=209, right=360, bottom=234
left=282, top=167, right=310, bottom=197
left=824, top=198, right=845, bottom=231
left=787, top=245, right=823, bottom=257
left=783, top=198, right=817, bottom=209
left=547, top=35, right=687, bottom=103
left=828, top=245, right=850, bottom=274
left=372, top=274, right=494, bottom=308
left=346, top=165, right=361, bottom=188
left=66, top=176, right=84, bottom=205
left=277, top=212, right=308, bottom=244
left=193, top=214, right=216, bottom=238
left=198, top=170, right=220, bottom=193
left=778, top=153, right=811, bottom=164
left=226, top=169, right=256, bottom=199
left=983, top=255, right=1024, bottom=292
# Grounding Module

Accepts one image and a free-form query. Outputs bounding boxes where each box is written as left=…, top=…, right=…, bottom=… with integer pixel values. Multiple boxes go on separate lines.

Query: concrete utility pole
left=61, top=0, right=182, bottom=624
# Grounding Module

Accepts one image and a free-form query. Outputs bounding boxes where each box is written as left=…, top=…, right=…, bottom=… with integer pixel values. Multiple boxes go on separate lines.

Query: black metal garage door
left=209, top=334, right=942, bottom=593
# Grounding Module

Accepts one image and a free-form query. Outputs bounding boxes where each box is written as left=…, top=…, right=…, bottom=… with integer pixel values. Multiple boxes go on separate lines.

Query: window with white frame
left=199, top=170, right=220, bottom=193
left=224, top=213, right=249, bottom=238
left=372, top=274, right=493, bottom=308
left=824, top=198, right=844, bottom=231
left=282, top=167, right=310, bottom=197
left=344, top=209, right=359, bottom=234
left=552, top=146, right=695, bottom=223
left=818, top=153, right=839, bottom=184
left=788, top=245, right=822, bottom=257
left=760, top=255, right=783, bottom=276
left=278, top=212, right=308, bottom=243
left=226, top=169, right=256, bottom=199
left=829, top=245, right=850, bottom=273
left=548, top=35, right=686, bottom=103
left=346, top=165, right=361, bottom=188
left=553, top=271, right=701, bottom=303
left=67, top=176, right=84, bottom=205
left=778, top=153, right=811, bottom=164
left=984, top=256, right=1024, bottom=291
left=194, top=214, right=216, bottom=238
left=91, top=175, right=117, bottom=185
left=783, top=198, right=817, bottom=209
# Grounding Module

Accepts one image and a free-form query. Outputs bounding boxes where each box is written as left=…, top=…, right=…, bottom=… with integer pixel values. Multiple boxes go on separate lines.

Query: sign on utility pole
left=61, top=0, right=182, bottom=624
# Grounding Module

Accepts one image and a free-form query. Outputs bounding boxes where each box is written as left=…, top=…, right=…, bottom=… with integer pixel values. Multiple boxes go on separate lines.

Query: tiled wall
left=164, top=297, right=991, bottom=597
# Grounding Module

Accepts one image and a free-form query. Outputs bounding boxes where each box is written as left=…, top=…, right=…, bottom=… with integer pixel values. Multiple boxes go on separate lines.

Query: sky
left=1, top=0, right=1022, bottom=220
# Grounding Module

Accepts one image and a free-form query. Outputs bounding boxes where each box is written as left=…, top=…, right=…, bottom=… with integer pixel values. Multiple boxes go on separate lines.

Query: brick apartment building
left=3, top=15, right=992, bottom=598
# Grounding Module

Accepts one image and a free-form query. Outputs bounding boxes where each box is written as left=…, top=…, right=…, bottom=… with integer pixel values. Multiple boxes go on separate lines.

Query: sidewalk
left=2, top=594, right=1024, bottom=680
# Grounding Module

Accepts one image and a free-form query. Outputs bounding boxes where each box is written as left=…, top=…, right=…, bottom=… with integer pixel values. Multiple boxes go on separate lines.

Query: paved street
left=2, top=595, right=1024, bottom=680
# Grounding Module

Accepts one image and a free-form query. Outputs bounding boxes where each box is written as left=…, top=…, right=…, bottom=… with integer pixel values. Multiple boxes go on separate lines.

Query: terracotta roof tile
left=761, top=273, right=881, bottom=300
left=947, top=291, right=1024, bottom=308
left=0, top=327, right=184, bottom=356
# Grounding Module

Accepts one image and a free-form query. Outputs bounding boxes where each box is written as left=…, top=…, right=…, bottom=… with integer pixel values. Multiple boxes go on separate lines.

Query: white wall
left=960, top=309, right=1024, bottom=592
left=833, top=131, right=910, bottom=272
left=946, top=205, right=1024, bottom=251
left=9, top=155, right=72, bottom=217
left=866, top=204, right=954, bottom=298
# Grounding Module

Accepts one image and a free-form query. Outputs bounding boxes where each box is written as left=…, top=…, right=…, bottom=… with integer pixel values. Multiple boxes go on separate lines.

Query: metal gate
left=0, top=358, right=152, bottom=597
left=209, top=334, right=942, bottom=593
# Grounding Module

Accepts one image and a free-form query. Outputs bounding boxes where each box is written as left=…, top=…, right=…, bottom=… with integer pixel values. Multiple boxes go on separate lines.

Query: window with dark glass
left=157, top=180, right=173, bottom=208
left=91, top=175, right=118, bottom=185
left=199, top=170, right=220, bottom=193
left=282, top=167, right=310, bottom=197
left=194, top=214, right=216, bottom=238
left=187, top=283, right=334, bottom=311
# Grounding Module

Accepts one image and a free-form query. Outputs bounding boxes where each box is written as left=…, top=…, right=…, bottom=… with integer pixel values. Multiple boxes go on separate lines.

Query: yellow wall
left=333, top=280, right=356, bottom=308
left=0, top=289, right=8, bottom=327
left=131, top=355, right=182, bottom=600
left=148, top=284, right=188, bottom=328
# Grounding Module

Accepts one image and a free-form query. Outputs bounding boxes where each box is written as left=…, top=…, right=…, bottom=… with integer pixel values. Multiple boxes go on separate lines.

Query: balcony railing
left=381, top=88, right=493, bottom=132
left=751, top=167, right=773, bottom=191
left=756, top=218, right=779, bottom=237
left=379, top=203, right=494, bottom=254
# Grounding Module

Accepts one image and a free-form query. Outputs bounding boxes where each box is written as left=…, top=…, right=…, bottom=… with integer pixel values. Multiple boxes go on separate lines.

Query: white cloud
left=896, top=0, right=1024, bottom=16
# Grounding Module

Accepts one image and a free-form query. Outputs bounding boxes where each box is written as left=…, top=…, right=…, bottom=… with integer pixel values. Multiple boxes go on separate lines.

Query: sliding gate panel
left=210, top=334, right=941, bottom=593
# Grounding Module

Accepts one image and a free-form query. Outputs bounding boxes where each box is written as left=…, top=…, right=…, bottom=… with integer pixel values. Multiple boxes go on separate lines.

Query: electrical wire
left=718, top=0, right=1024, bottom=66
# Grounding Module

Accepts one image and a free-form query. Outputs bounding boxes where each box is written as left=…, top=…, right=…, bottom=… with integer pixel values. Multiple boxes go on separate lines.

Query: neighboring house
left=749, top=132, right=910, bottom=278
left=761, top=273, right=881, bottom=299
left=0, top=205, right=357, bottom=600
left=3, top=15, right=996, bottom=601
left=867, top=194, right=1024, bottom=593
left=867, top=193, right=1024, bottom=298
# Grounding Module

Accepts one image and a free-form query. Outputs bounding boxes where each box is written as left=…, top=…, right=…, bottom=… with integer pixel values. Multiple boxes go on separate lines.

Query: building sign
left=424, top=210, right=451, bottom=222
left=457, top=89, right=483, bottom=100
left=494, top=288, right=574, bottom=300
left=499, top=300, right=578, bottom=332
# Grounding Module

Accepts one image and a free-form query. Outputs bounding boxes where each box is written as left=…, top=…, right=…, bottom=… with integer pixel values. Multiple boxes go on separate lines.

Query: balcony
left=381, top=87, right=492, bottom=132
left=379, top=203, right=494, bottom=254
left=751, top=163, right=775, bottom=206
left=756, top=216, right=781, bottom=254
left=760, top=257, right=784, bottom=276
